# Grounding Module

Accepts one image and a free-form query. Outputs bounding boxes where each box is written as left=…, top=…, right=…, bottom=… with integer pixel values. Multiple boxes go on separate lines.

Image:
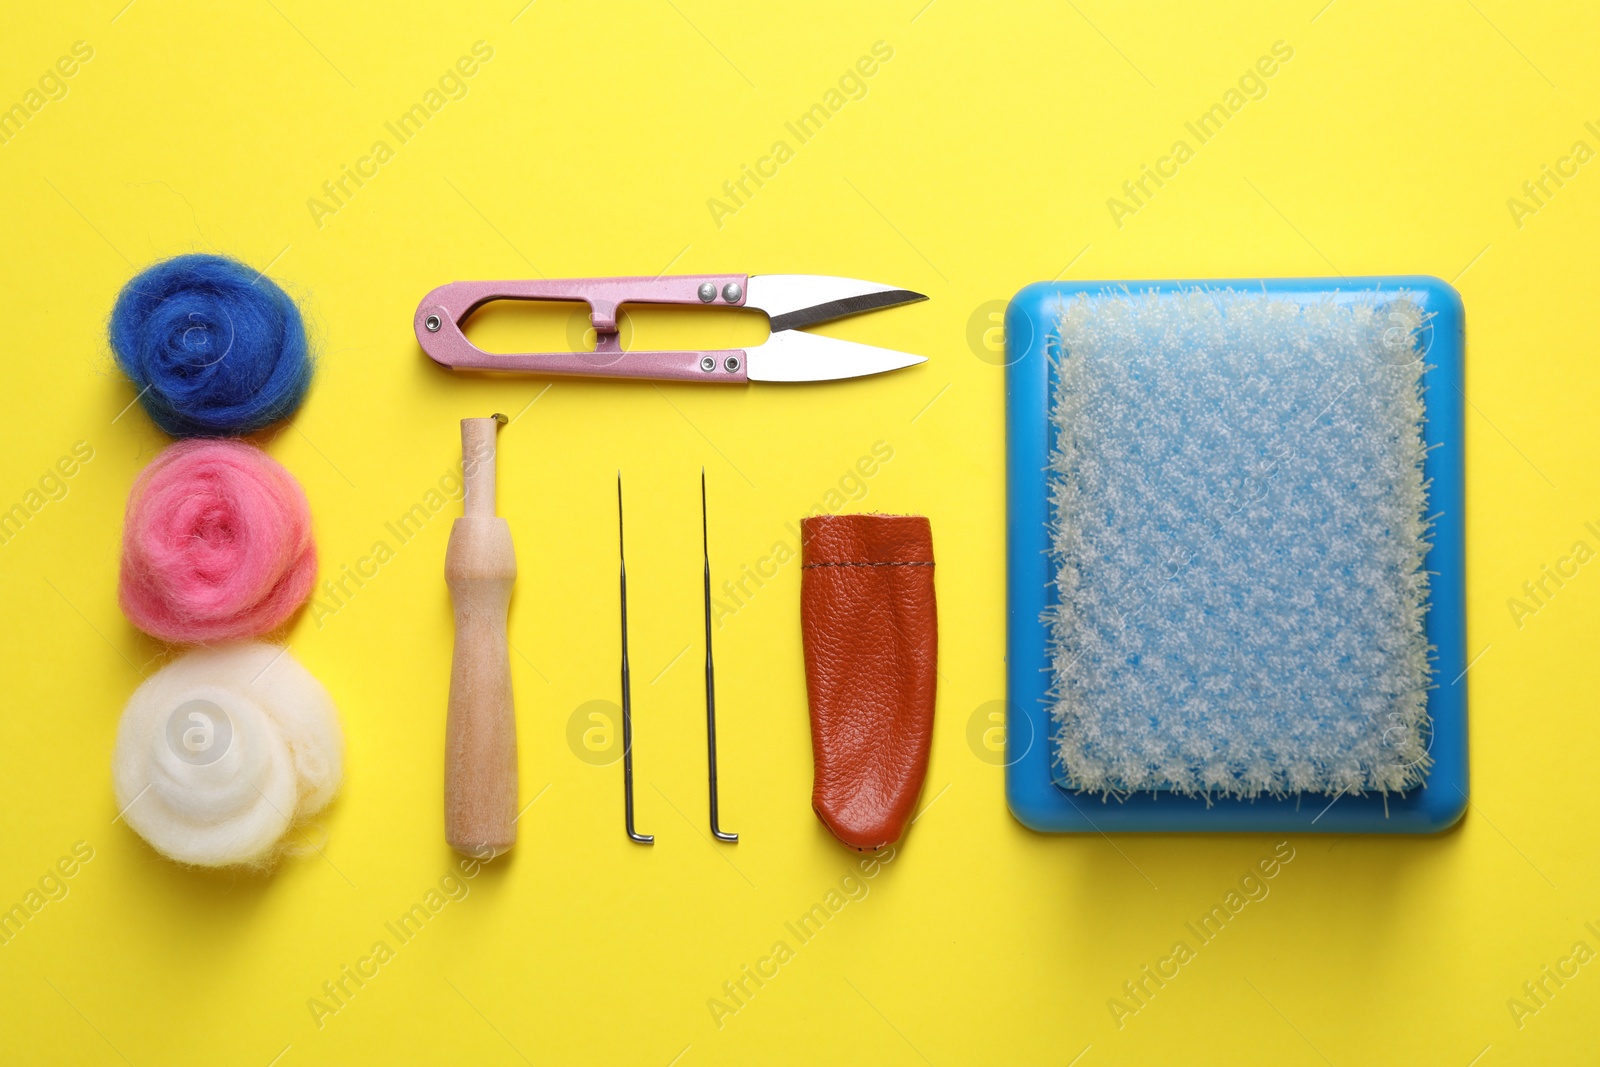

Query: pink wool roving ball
left=120, top=440, right=317, bottom=643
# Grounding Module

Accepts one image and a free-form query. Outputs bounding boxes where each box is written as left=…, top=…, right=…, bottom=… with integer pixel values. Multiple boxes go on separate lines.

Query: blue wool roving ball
left=110, top=254, right=313, bottom=437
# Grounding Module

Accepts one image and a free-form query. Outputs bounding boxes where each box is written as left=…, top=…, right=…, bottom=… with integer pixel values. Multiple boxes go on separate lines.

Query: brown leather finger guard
left=800, top=514, right=937, bottom=851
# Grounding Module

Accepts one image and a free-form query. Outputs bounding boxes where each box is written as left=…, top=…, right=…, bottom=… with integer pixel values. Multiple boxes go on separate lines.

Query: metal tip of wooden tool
left=702, top=470, right=738, bottom=843
left=617, top=473, right=653, bottom=845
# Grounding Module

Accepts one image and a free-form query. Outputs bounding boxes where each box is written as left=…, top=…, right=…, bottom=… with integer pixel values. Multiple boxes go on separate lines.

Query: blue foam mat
left=1003, top=276, right=1467, bottom=833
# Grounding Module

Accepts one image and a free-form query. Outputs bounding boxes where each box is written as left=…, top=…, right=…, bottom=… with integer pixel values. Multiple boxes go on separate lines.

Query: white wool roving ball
left=113, top=643, right=343, bottom=867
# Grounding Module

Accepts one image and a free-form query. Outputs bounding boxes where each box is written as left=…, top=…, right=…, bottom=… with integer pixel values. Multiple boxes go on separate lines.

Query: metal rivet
left=724, top=355, right=740, bottom=372
left=424, top=314, right=442, bottom=332
left=699, top=356, right=716, bottom=372
left=698, top=282, right=717, bottom=303
left=722, top=282, right=743, bottom=303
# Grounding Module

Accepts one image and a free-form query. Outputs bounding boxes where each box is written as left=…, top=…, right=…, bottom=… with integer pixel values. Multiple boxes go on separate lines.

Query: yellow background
left=1, top=0, right=1595, bottom=1063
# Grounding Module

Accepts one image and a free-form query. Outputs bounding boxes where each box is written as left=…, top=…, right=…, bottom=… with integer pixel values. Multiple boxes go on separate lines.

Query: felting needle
left=618, top=473, right=653, bottom=845
left=702, top=469, right=738, bottom=842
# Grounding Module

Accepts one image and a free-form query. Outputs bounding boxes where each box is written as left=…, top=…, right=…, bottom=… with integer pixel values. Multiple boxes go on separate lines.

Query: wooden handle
left=444, top=417, right=517, bottom=856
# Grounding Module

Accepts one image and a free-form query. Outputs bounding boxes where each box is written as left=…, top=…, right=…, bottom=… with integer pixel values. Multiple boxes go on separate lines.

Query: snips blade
left=744, top=328, right=926, bottom=382
left=745, top=275, right=927, bottom=333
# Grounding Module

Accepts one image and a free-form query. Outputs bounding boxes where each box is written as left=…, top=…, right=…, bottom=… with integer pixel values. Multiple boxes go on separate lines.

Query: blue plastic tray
left=1004, top=276, right=1467, bottom=833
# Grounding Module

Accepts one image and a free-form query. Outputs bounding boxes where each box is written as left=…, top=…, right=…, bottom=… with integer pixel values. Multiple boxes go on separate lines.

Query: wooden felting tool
left=444, top=413, right=518, bottom=856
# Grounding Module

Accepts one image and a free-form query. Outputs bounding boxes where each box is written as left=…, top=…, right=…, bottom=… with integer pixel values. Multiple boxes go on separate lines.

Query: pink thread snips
left=414, top=274, right=928, bottom=384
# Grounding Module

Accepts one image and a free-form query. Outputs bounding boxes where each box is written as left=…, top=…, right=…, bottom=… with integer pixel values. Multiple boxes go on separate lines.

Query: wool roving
left=110, top=254, right=313, bottom=437
left=120, top=439, right=316, bottom=643
left=113, top=643, right=343, bottom=868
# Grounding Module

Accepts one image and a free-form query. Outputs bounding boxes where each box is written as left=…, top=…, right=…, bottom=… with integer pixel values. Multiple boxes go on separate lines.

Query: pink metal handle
left=415, top=275, right=752, bottom=383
